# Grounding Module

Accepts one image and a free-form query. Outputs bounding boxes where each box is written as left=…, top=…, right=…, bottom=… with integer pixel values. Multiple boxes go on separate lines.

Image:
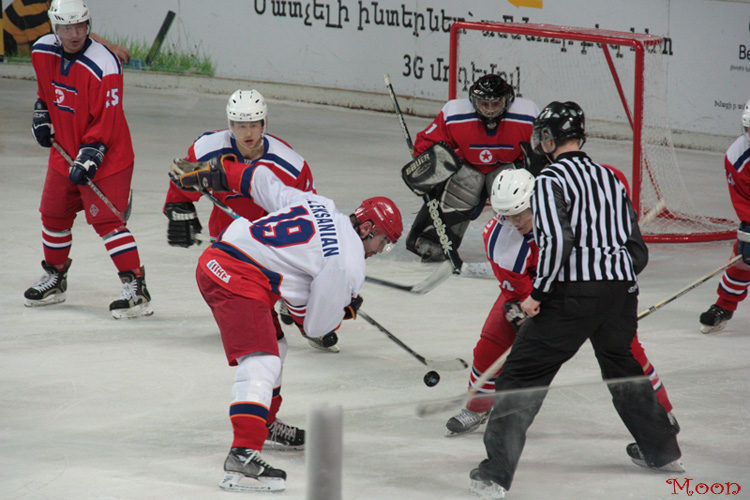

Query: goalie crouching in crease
left=402, top=73, right=541, bottom=264
left=170, top=154, right=402, bottom=492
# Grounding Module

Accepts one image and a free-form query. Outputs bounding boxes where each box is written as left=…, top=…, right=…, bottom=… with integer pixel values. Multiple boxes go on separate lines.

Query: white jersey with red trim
left=413, top=97, right=539, bottom=174
left=198, top=164, right=363, bottom=337
left=483, top=216, right=538, bottom=303
left=724, top=134, right=750, bottom=223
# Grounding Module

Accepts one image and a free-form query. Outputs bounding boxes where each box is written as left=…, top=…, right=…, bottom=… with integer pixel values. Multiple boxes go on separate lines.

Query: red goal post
left=449, top=21, right=736, bottom=243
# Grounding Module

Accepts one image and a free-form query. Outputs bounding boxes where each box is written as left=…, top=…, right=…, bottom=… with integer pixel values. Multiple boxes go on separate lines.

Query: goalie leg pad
left=439, top=164, right=486, bottom=214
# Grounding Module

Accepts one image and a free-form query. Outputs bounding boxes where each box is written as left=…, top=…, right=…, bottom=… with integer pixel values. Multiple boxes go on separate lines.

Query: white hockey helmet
left=742, top=98, right=750, bottom=142
left=48, top=0, right=91, bottom=34
left=490, top=168, right=535, bottom=216
left=227, top=89, right=267, bottom=123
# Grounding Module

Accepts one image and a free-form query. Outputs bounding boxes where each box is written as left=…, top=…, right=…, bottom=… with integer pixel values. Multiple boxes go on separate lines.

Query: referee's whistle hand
left=521, top=296, right=541, bottom=317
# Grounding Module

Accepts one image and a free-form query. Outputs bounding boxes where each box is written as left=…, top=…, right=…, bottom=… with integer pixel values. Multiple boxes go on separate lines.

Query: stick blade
left=410, top=261, right=453, bottom=294
left=425, top=357, right=469, bottom=372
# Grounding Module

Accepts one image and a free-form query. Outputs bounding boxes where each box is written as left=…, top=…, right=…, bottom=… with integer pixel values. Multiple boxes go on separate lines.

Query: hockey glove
left=32, top=100, right=54, bottom=148
left=170, top=154, right=234, bottom=192
left=69, top=143, right=107, bottom=185
left=343, top=295, right=363, bottom=320
left=738, top=222, right=750, bottom=265
left=164, top=202, right=203, bottom=247
left=519, top=141, right=549, bottom=177
left=503, top=301, right=528, bottom=333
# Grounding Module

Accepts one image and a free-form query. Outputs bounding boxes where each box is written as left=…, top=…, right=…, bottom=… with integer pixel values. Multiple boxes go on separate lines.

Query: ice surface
left=1, top=78, right=748, bottom=499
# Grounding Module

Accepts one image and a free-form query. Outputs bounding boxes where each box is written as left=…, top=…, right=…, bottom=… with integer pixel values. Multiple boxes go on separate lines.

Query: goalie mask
left=354, top=197, right=403, bottom=252
left=227, top=89, right=268, bottom=135
left=742, top=98, right=750, bottom=143
left=491, top=168, right=535, bottom=217
left=469, top=74, right=515, bottom=129
left=531, top=101, right=586, bottom=154
left=49, top=0, right=91, bottom=35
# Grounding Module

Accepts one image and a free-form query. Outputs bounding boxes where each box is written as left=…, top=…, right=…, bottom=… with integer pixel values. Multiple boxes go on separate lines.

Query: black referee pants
left=478, top=281, right=681, bottom=490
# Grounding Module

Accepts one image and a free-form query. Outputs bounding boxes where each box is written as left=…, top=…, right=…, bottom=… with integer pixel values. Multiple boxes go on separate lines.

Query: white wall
left=89, top=0, right=749, bottom=138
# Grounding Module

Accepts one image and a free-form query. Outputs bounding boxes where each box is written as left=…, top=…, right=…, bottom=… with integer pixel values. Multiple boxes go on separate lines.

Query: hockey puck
left=423, top=370, right=440, bottom=387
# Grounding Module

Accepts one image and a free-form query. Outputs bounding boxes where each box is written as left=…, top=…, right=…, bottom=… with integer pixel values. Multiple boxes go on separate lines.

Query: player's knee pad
left=41, top=214, right=75, bottom=233
left=232, top=353, right=281, bottom=406
left=440, top=165, right=486, bottom=214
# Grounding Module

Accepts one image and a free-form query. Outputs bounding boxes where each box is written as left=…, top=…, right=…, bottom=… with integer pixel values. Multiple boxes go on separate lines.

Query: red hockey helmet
left=354, top=197, right=403, bottom=243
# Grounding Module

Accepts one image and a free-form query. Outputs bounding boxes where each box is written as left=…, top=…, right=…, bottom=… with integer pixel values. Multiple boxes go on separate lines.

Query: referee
left=469, top=101, right=682, bottom=499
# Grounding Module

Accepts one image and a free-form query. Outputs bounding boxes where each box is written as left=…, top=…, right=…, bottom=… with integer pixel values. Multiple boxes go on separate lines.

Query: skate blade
left=700, top=321, right=727, bottom=334
left=630, top=457, right=685, bottom=473
left=24, top=292, right=66, bottom=307
left=306, top=339, right=339, bottom=353
left=219, top=472, right=285, bottom=492
left=263, top=440, right=305, bottom=451
left=111, top=303, right=154, bottom=320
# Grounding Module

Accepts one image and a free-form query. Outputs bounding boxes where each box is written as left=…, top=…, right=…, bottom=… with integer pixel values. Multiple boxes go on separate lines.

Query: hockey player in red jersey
left=699, top=98, right=750, bottom=333
left=170, top=154, right=402, bottom=492
left=163, top=89, right=316, bottom=243
left=25, top=0, right=151, bottom=319
left=445, top=168, right=679, bottom=437
left=405, top=73, right=540, bottom=263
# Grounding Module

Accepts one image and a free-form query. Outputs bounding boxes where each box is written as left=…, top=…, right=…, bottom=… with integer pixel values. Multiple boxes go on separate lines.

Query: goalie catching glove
left=503, top=301, right=528, bottom=333
left=164, top=202, right=203, bottom=247
left=401, top=141, right=462, bottom=196
left=343, top=295, right=363, bottom=320
left=170, top=154, right=235, bottom=192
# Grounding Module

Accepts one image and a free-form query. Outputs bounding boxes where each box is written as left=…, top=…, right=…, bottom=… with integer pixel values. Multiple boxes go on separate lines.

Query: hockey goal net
left=449, top=21, right=735, bottom=243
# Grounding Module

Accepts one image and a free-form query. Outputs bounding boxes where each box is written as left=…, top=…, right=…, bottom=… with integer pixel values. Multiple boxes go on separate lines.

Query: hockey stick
left=52, top=140, right=132, bottom=223
left=358, top=310, right=468, bottom=372
left=383, top=73, right=463, bottom=278
left=197, top=186, right=240, bottom=220
left=415, top=348, right=510, bottom=417
left=638, top=254, right=742, bottom=320
left=365, top=260, right=453, bottom=295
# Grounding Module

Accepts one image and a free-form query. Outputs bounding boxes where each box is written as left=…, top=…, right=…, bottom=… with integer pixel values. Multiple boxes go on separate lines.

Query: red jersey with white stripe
left=31, top=34, right=134, bottom=178
left=413, top=98, right=540, bottom=174
left=724, top=134, right=750, bottom=223
left=482, top=216, right=538, bottom=301
left=165, top=131, right=316, bottom=236
left=197, top=163, right=363, bottom=337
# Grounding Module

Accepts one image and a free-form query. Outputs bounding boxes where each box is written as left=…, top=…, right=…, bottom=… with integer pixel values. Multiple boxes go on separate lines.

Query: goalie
left=402, top=73, right=541, bottom=263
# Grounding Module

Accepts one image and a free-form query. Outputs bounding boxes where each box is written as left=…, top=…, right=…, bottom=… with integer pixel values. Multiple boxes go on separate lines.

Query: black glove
left=518, top=141, right=549, bottom=177
left=503, top=301, right=528, bottom=333
left=738, top=222, right=750, bottom=265
left=69, top=142, right=107, bottom=185
left=344, top=295, right=363, bottom=320
left=32, top=100, right=54, bottom=148
left=169, top=154, right=234, bottom=192
left=164, top=202, right=203, bottom=247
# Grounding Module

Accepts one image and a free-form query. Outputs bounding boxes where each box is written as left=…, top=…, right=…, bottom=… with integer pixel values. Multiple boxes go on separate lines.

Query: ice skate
left=469, top=468, right=506, bottom=499
left=24, top=259, right=72, bottom=307
left=278, top=301, right=294, bottom=325
left=445, top=408, right=490, bottom=437
left=265, top=418, right=305, bottom=450
left=109, top=267, right=153, bottom=319
left=699, top=304, right=733, bottom=333
left=626, top=443, right=685, bottom=473
left=220, top=447, right=286, bottom=492
left=302, top=331, right=339, bottom=353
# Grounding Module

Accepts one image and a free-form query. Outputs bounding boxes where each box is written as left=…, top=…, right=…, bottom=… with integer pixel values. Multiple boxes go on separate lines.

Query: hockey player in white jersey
left=170, top=154, right=402, bottom=492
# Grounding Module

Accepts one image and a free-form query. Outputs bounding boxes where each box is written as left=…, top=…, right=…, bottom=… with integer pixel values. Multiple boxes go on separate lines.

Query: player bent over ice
left=445, top=169, right=680, bottom=438
left=24, top=0, right=151, bottom=319
left=170, top=154, right=402, bottom=492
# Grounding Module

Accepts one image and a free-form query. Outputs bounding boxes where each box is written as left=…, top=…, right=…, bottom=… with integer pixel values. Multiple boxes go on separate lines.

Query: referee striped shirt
left=530, top=151, right=644, bottom=298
